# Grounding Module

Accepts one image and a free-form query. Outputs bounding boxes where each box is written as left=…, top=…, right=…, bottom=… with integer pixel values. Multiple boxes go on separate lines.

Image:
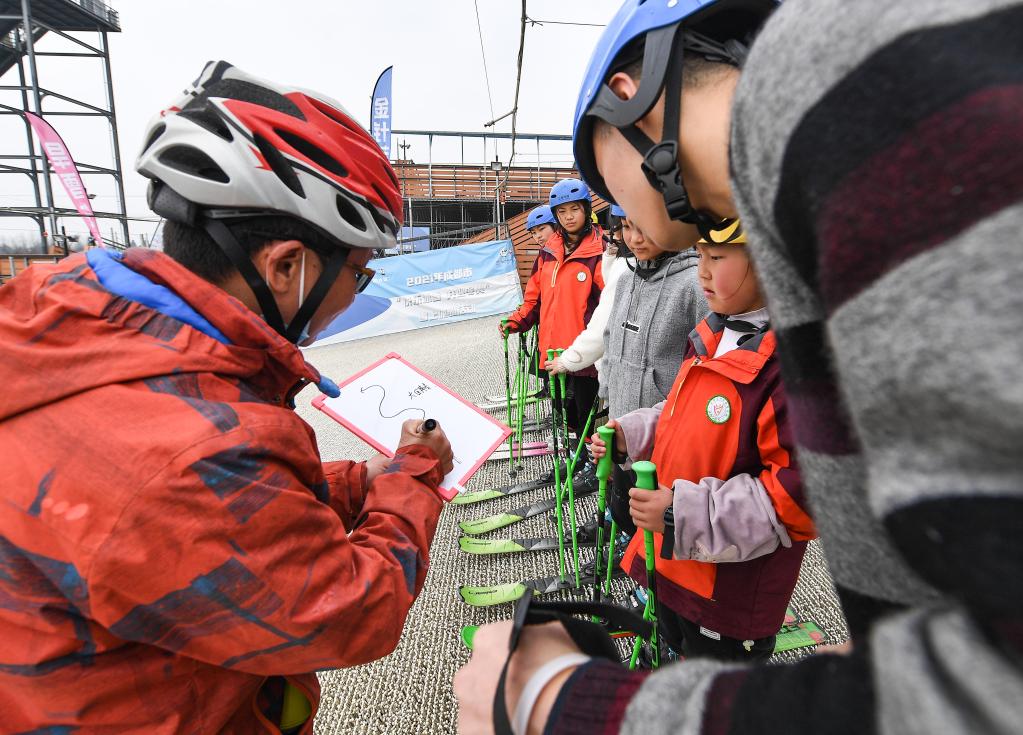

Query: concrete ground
left=296, top=316, right=849, bottom=735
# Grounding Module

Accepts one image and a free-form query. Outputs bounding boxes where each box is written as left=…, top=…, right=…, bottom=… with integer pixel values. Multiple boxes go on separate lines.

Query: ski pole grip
left=546, top=348, right=556, bottom=361
left=633, top=461, right=657, bottom=492
left=632, top=461, right=659, bottom=566
left=596, top=425, right=615, bottom=481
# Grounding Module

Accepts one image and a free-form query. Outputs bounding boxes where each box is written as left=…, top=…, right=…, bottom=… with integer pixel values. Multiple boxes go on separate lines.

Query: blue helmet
left=526, top=205, right=556, bottom=230
left=549, top=178, right=592, bottom=210
left=572, top=0, right=777, bottom=235
left=610, top=204, right=626, bottom=217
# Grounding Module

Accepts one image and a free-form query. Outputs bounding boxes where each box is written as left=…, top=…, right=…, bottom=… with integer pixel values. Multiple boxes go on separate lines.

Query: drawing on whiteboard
left=361, top=383, right=427, bottom=421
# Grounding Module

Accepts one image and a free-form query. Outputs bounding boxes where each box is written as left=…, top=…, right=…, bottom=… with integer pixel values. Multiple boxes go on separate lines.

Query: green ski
left=458, top=535, right=561, bottom=555
left=449, top=468, right=565, bottom=506
left=458, top=485, right=596, bottom=536
left=459, top=573, right=576, bottom=607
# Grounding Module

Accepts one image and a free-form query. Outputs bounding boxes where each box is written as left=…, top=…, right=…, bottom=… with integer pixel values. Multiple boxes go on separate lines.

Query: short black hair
left=594, top=54, right=735, bottom=142
left=163, top=216, right=339, bottom=283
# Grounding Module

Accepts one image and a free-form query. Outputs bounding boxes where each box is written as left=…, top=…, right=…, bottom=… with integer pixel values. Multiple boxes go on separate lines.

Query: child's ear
left=607, top=71, right=640, bottom=102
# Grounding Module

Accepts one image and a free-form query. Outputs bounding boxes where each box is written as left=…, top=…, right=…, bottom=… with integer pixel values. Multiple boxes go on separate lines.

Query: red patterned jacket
left=0, top=249, right=444, bottom=733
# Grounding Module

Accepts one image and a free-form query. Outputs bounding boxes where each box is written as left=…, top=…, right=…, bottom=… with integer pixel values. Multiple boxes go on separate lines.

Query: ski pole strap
left=492, top=589, right=652, bottom=735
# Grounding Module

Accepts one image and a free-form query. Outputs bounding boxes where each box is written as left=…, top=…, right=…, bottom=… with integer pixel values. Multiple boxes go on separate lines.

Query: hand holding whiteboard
left=312, top=353, right=511, bottom=500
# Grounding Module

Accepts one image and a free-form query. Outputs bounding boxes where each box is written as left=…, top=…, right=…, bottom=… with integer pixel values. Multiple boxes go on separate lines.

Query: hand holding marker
left=398, top=417, right=454, bottom=476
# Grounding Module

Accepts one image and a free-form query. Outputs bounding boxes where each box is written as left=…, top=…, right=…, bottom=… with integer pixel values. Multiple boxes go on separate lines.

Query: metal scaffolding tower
left=0, top=0, right=126, bottom=251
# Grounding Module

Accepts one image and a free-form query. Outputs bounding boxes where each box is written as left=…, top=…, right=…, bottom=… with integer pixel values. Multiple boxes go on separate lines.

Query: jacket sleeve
left=616, top=400, right=665, bottom=462
left=87, top=424, right=445, bottom=674
left=665, top=474, right=792, bottom=563
left=547, top=647, right=873, bottom=735
left=508, top=255, right=542, bottom=332
left=560, top=256, right=626, bottom=373
left=321, top=459, right=367, bottom=529
left=755, top=380, right=816, bottom=541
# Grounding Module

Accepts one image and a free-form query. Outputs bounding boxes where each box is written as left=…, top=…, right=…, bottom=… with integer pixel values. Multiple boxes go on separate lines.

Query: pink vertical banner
left=24, top=111, right=104, bottom=247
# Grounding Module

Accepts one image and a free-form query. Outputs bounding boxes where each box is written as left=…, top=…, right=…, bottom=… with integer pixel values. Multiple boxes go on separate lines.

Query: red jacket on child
left=507, top=228, right=604, bottom=377
left=619, top=313, right=817, bottom=640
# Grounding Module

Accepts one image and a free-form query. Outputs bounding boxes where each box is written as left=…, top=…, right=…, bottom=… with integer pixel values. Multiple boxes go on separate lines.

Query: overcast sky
left=0, top=0, right=622, bottom=242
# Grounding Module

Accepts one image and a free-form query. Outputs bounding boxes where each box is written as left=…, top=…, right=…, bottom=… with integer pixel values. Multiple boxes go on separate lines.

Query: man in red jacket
left=0, top=61, right=453, bottom=734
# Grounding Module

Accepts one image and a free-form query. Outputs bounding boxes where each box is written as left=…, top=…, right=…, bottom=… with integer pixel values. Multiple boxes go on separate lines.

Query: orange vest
left=621, top=315, right=816, bottom=638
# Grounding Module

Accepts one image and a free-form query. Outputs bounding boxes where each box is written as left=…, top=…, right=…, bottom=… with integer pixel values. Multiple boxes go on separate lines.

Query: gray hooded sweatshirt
left=600, top=250, right=708, bottom=420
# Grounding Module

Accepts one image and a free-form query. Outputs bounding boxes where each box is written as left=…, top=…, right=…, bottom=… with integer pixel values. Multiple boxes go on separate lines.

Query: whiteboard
left=312, top=352, right=512, bottom=500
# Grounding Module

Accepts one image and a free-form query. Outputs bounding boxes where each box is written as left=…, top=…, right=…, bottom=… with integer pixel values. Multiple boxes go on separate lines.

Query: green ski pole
left=555, top=349, right=583, bottom=588
left=546, top=348, right=568, bottom=581
left=604, top=519, right=619, bottom=592
left=516, top=332, right=528, bottom=461
left=593, top=424, right=615, bottom=598
left=629, top=460, right=660, bottom=670
left=501, top=319, right=514, bottom=474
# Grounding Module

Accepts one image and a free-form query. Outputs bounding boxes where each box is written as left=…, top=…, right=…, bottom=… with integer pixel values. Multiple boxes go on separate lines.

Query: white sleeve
left=560, top=256, right=629, bottom=373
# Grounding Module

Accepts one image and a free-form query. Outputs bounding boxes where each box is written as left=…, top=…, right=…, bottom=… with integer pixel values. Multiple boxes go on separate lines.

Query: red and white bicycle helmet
left=135, top=61, right=403, bottom=346
left=137, top=60, right=401, bottom=249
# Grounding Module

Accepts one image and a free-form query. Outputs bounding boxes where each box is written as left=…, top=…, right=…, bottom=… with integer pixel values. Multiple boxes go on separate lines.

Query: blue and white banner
left=370, top=66, right=393, bottom=157
left=307, top=240, right=522, bottom=347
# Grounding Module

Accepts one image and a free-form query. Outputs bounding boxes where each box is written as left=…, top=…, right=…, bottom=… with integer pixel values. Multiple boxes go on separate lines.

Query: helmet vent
left=335, top=194, right=368, bottom=232
left=158, top=145, right=229, bottom=183
left=141, top=122, right=166, bottom=154
left=381, top=163, right=399, bottom=189
left=308, top=97, right=362, bottom=133
left=206, top=79, right=305, bottom=120
left=370, top=182, right=398, bottom=217
left=252, top=133, right=305, bottom=198
left=178, top=105, right=233, bottom=142
left=369, top=205, right=395, bottom=235
left=276, top=128, right=349, bottom=179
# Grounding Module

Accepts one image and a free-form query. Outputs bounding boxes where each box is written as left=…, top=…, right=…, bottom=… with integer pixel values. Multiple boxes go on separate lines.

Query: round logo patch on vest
left=706, top=395, right=731, bottom=424
left=577, top=271, right=587, bottom=282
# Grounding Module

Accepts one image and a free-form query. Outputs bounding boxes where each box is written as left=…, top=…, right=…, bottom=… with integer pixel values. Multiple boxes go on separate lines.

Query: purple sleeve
left=616, top=401, right=665, bottom=463
left=671, top=474, right=792, bottom=563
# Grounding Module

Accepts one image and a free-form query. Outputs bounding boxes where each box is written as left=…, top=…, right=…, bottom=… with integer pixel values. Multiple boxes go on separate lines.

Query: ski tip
left=458, top=537, right=526, bottom=555
left=449, top=490, right=501, bottom=506
left=458, top=514, right=516, bottom=535
left=458, top=582, right=527, bottom=607
left=458, top=536, right=492, bottom=554
left=460, top=625, right=479, bottom=650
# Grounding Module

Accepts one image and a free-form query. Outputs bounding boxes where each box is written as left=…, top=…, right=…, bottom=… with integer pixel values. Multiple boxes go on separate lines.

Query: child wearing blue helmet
left=502, top=179, right=606, bottom=439
left=524, top=204, right=556, bottom=248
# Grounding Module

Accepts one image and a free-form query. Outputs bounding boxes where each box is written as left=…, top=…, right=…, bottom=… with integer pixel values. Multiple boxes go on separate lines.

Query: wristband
left=511, top=653, right=591, bottom=735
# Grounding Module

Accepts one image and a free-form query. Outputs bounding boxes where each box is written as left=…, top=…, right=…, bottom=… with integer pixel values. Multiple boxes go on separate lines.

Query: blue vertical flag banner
left=307, top=240, right=523, bottom=347
left=370, top=66, right=393, bottom=157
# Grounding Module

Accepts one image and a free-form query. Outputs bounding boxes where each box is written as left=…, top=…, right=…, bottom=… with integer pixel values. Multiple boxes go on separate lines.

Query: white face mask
left=266, top=249, right=313, bottom=345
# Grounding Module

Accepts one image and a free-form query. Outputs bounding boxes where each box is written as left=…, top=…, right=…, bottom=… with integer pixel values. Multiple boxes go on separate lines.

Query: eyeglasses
left=347, top=261, right=375, bottom=293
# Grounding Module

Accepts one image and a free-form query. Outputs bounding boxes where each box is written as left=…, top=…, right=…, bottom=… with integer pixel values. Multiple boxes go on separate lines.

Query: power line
left=473, top=0, right=497, bottom=121
left=526, top=17, right=606, bottom=28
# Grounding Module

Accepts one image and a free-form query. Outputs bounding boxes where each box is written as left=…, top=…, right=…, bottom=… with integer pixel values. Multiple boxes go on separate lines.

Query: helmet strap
left=203, top=217, right=349, bottom=344
left=614, top=26, right=741, bottom=241
left=284, top=247, right=348, bottom=343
